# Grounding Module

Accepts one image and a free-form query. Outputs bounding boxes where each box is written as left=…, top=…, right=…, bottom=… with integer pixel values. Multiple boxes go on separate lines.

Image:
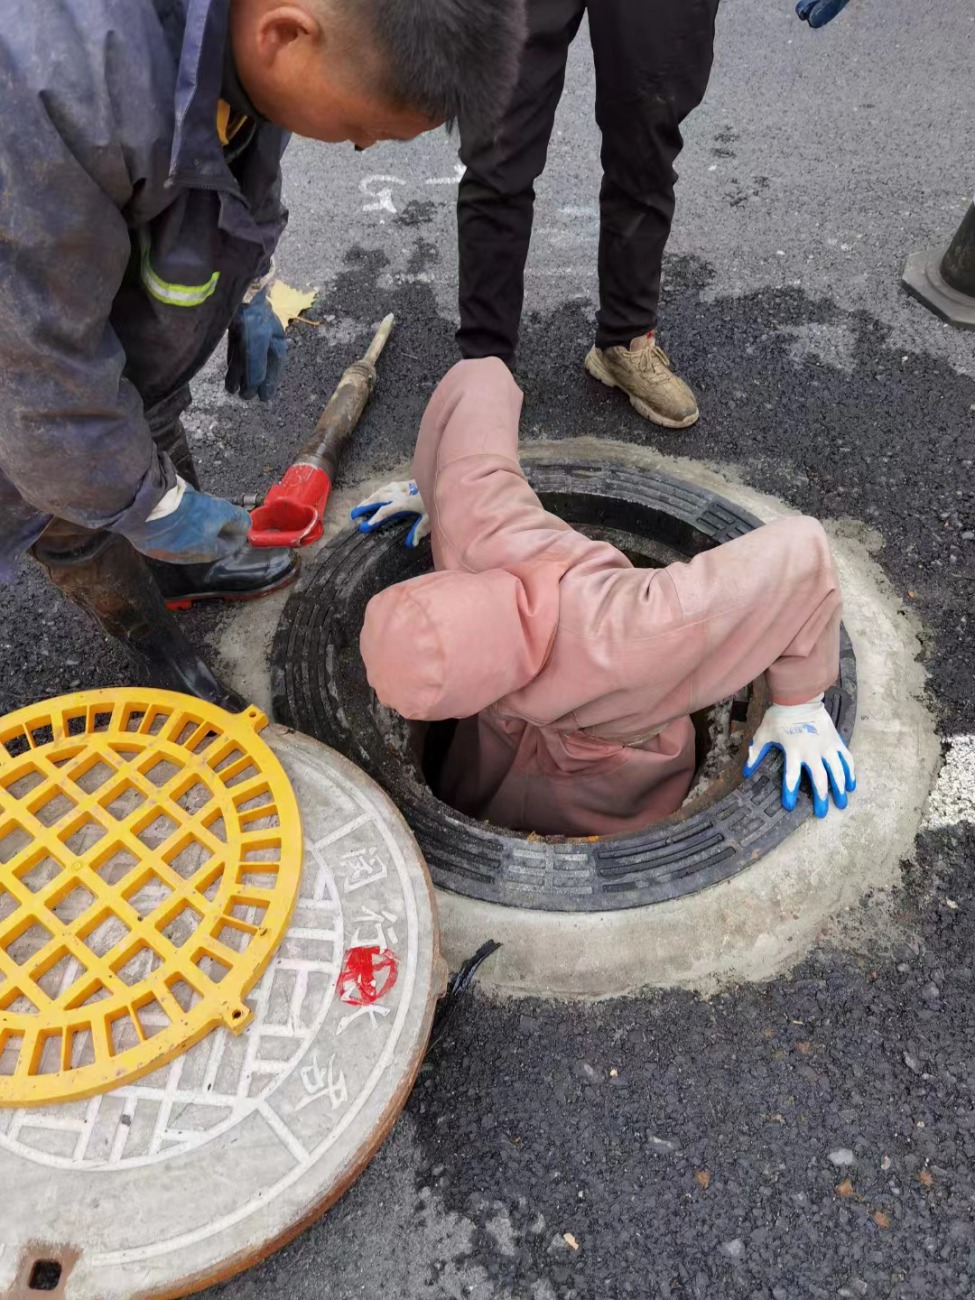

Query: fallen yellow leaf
left=695, top=1170, right=711, bottom=1190
left=919, top=1170, right=934, bottom=1188
left=872, top=1210, right=891, bottom=1229
left=835, top=1179, right=854, bottom=1198
left=563, top=1232, right=580, bottom=1251
left=268, top=280, right=317, bottom=329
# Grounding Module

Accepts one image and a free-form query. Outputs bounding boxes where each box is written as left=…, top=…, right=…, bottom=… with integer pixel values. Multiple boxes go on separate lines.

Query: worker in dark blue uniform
left=0, top=0, right=526, bottom=708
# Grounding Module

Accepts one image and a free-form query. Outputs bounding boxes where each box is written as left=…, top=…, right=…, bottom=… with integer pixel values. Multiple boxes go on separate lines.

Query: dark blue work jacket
left=0, top=0, right=289, bottom=578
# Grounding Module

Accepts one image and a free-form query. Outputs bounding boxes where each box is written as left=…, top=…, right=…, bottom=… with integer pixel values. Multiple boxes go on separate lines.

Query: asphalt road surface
left=3, top=0, right=975, bottom=1295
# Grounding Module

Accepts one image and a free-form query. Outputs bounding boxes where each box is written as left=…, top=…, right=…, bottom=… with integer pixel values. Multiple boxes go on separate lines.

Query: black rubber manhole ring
left=272, top=458, right=857, bottom=912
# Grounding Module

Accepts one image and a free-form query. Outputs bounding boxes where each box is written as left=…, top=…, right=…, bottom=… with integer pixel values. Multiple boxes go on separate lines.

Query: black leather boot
left=32, top=526, right=245, bottom=712
left=151, top=545, right=299, bottom=610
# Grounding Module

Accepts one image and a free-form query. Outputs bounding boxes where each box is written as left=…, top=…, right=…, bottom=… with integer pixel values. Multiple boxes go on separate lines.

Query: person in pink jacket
left=354, top=359, right=856, bottom=837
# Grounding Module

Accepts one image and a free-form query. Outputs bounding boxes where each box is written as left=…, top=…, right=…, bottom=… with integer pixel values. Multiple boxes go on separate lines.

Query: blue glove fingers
left=838, top=749, right=856, bottom=793
left=257, top=335, right=288, bottom=402
left=405, top=516, right=426, bottom=547
left=226, top=289, right=284, bottom=401
left=350, top=500, right=388, bottom=524
left=808, top=0, right=849, bottom=27
left=742, top=741, right=802, bottom=814
left=743, top=741, right=775, bottom=779
left=239, top=365, right=264, bottom=402
left=782, top=763, right=802, bottom=812
left=822, top=751, right=851, bottom=811
left=356, top=509, right=418, bottom=535
left=796, top=0, right=850, bottom=26
left=796, top=762, right=829, bottom=818
left=827, top=768, right=848, bottom=811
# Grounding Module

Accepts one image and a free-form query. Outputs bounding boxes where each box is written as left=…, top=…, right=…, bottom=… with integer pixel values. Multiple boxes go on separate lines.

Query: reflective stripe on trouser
left=138, top=230, right=220, bottom=307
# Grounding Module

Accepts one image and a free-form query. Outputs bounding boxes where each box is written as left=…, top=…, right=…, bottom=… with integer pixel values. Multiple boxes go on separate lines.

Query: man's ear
left=252, top=3, right=323, bottom=68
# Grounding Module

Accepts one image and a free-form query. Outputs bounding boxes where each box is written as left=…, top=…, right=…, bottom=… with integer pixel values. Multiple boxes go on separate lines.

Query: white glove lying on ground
left=351, top=479, right=431, bottom=548
left=743, top=694, right=856, bottom=818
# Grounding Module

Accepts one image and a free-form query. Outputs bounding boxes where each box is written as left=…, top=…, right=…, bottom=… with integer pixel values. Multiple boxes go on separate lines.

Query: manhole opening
left=418, top=695, right=752, bottom=812
left=273, top=458, right=857, bottom=910
left=28, top=1260, right=62, bottom=1292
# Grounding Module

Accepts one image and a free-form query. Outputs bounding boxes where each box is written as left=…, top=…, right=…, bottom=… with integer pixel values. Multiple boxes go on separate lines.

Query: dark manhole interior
left=28, top=1261, right=63, bottom=1292
left=272, top=458, right=857, bottom=912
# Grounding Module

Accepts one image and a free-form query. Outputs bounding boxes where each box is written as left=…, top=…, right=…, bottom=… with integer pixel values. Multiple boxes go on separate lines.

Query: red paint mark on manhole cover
left=337, top=946, right=398, bottom=1006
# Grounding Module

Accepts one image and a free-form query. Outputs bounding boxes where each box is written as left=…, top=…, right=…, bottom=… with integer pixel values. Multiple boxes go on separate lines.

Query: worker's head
left=230, top=0, right=527, bottom=147
left=361, top=565, right=560, bottom=721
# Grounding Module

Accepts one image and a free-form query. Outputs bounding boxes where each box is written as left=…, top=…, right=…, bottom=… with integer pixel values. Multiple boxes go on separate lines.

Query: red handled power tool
left=248, top=313, right=394, bottom=547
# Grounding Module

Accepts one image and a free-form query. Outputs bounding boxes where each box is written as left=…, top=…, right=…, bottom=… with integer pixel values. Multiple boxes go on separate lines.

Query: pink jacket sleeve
left=413, top=359, right=624, bottom=578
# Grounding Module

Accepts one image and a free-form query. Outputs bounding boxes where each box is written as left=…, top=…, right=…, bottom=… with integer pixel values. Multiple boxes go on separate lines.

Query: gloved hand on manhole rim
left=743, top=694, right=856, bottom=818
left=351, top=479, right=431, bottom=548
left=795, top=0, right=851, bottom=28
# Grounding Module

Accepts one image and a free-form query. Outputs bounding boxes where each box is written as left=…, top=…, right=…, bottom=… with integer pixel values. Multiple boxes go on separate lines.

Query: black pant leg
left=456, top=0, right=586, bottom=366
left=145, top=386, right=199, bottom=488
left=588, top=0, right=720, bottom=349
left=153, top=419, right=200, bottom=489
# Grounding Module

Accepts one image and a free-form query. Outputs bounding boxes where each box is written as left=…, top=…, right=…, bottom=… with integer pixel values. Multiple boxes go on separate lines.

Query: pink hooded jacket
left=361, top=359, right=841, bottom=837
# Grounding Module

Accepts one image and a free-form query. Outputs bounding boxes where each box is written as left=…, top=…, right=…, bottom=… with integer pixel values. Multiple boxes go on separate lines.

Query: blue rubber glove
left=120, top=478, right=252, bottom=564
left=795, top=0, right=851, bottom=28
left=225, top=288, right=288, bottom=401
left=351, top=480, right=431, bottom=548
left=743, top=694, right=856, bottom=818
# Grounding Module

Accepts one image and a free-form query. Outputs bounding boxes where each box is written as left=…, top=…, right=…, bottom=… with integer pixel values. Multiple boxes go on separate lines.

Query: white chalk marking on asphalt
left=535, top=228, right=599, bottom=245
left=922, top=734, right=975, bottom=830
left=525, top=267, right=598, bottom=278
left=360, top=175, right=405, bottom=214
left=425, top=163, right=466, bottom=185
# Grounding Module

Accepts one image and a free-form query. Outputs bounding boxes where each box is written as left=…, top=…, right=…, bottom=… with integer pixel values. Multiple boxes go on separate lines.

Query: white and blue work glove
left=225, top=287, right=288, bottom=402
left=743, top=694, right=856, bottom=818
left=351, top=479, right=431, bottom=548
left=120, top=477, right=252, bottom=564
left=795, top=0, right=851, bottom=27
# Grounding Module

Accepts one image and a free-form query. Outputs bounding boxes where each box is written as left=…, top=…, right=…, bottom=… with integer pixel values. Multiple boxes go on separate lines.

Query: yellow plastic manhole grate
left=0, top=688, right=303, bottom=1106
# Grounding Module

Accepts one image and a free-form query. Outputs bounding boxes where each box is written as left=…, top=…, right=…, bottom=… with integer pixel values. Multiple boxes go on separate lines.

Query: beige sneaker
left=584, top=333, right=699, bottom=429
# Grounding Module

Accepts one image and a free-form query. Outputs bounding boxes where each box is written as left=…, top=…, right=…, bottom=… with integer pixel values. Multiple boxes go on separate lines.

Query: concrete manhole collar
left=272, top=456, right=857, bottom=913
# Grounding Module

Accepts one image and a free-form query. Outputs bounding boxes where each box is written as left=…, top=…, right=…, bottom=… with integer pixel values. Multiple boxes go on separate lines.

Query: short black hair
left=353, top=0, right=527, bottom=136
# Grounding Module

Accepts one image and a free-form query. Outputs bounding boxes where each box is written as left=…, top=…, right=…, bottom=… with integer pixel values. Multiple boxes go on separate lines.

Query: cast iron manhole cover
left=273, top=457, right=856, bottom=912
left=0, top=727, right=443, bottom=1298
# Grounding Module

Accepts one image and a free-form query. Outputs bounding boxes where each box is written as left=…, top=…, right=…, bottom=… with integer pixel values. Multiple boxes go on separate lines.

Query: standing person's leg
left=583, top=0, right=720, bottom=428
left=31, top=520, right=244, bottom=709
left=456, top=0, right=586, bottom=367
